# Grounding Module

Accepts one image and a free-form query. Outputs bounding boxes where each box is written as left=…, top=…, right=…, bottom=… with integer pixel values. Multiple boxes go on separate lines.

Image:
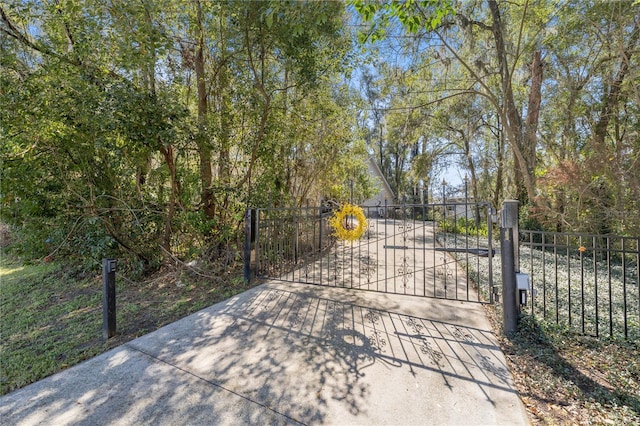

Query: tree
left=0, top=0, right=370, bottom=268
left=353, top=0, right=546, bottom=205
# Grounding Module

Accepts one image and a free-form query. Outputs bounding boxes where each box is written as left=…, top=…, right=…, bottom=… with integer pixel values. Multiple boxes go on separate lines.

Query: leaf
left=265, top=9, right=274, bottom=28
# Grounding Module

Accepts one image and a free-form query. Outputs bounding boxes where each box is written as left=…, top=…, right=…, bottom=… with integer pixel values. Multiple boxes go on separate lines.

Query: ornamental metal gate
left=246, top=202, right=496, bottom=303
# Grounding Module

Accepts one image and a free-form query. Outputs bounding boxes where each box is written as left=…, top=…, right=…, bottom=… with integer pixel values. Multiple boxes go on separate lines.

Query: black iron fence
left=244, top=201, right=640, bottom=340
left=248, top=202, right=495, bottom=302
left=518, top=230, right=640, bottom=339
left=252, top=206, right=333, bottom=279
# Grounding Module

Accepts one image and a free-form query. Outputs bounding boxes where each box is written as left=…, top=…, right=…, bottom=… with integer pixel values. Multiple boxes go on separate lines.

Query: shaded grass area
left=485, top=305, right=640, bottom=424
left=0, top=254, right=253, bottom=395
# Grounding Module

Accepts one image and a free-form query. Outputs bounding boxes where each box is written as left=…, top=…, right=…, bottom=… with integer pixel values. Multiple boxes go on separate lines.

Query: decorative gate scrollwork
left=252, top=202, right=494, bottom=303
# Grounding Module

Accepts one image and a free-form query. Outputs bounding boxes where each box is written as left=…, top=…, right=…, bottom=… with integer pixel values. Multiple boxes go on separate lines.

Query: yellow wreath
left=329, top=203, right=368, bottom=241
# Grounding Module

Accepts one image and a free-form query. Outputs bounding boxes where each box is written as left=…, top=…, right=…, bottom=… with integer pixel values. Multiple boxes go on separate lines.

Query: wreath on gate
left=329, top=203, right=368, bottom=241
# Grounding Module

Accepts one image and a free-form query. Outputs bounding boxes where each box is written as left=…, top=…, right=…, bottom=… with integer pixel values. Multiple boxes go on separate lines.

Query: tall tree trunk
left=463, top=134, right=481, bottom=222
left=217, top=8, right=232, bottom=209
left=160, top=145, right=178, bottom=254
left=523, top=49, right=543, bottom=196
left=592, top=19, right=639, bottom=151
left=488, top=0, right=535, bottom=205
left=194, top=0, right=215, bottom=219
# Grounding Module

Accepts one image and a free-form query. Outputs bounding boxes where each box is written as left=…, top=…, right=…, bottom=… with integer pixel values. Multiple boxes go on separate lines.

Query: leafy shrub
left=438, top=217, right=489, bottom=237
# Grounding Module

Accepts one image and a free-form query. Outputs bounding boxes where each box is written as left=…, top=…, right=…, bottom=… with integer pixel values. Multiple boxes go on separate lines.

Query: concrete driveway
left=0, top=281, right=529, bottom=425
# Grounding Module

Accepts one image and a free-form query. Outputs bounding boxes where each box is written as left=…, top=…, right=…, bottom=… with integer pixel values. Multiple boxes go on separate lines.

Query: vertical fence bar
left=384, top=199, right=388, bottom=293
left=413, top=206, right=417, bottom=296
left=260, top=210, right=266, bottom=277
left=292, top=210, right=297, bottom=282
left=554, top=233, right=559, bottom=325
left=465, top=201, right=470, bottom=301
left=255, top=209, right=261, bottom=277
left=487, top=204, right=494, bottom=304
left=318, top=206, right=323, bottom=284
left=394, top=202, right=399, bottom=295
left=542, top=233, right=547, bottom=319
left=637, top=238, right=640, bottom=339
left=443, top=201, right=448, bottom=297
left=454, top=201, right=459, bottom=300
left=432, top=205, right=437, bottom=297
left=357, top=210, right=361, bottom=291
left=608, top=236, right=613, bottom=338
left=422, top=202, right=427, bottom=297
left=567, top=234, right=572, bottom=328
left=623, top=238, right=628, bottom=339
left=274, top=211, right=279, bottom=278
left=272, top=211, right=277, bottom=277
left=475, top=204, right=480, bottom=302
left=244, top=208, right=252, bottom=284
left=580, top=235, right=585, bottom=334
left=593, top=236, right=598, bottom=337
left=530, top=231, right=535, bottom=315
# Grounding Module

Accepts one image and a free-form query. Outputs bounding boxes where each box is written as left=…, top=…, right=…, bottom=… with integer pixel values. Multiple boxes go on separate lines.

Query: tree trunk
left=160, top=144, right=178, bottom=255
left=592, top=19, right=639, bottom=151
left=488, top=0, right=535, bottom=205
left=195, top=0, right=215, bottom=219
left=493, top=113, right=504, bottom=210
left=523, top=49, right=543, bottom=198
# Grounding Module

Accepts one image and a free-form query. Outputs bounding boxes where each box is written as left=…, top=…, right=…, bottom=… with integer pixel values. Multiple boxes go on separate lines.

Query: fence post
left=102, top=258, right=117, bottom=340
left=501, top=200, right=519, bottom=335
left=244, top=208, right=252, bottom=284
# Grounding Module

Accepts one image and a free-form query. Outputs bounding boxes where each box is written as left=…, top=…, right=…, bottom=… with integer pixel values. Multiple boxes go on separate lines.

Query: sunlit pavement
left=0, top=281, right=529, bottom=425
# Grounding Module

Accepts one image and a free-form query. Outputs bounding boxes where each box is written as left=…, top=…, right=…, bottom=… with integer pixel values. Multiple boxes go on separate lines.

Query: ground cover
left=485, top=305, right=640, bottom=425
left=0, top=253, right=252, bottom=395
left=438, top=230, right=640, bottom=424
left=442, top=231, right=639, bottom=339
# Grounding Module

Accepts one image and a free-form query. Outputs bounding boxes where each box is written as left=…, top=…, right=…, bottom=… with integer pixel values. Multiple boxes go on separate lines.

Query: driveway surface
left=0, top=281, right=529, bottom=425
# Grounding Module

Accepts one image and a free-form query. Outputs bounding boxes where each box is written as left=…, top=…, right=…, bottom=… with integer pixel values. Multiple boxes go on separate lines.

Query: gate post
left=244, top=208, right=252, bottom=284
left=501, top=200, right=519, bottom=335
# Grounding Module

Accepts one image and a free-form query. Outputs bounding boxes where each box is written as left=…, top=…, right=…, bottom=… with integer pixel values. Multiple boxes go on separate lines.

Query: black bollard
left=244, top=209, right=252, bottom=285
left=102, top=258, right=117, bottom=339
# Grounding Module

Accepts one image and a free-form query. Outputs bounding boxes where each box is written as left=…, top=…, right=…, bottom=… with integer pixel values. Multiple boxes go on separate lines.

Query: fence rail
left=250, top=202, right=495, bottom=302
left=519, top=230, right=640, bottom=339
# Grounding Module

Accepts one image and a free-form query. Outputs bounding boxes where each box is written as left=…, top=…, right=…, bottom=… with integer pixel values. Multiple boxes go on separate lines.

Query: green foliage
left=0, top=0, right=363, bottom=269
left=438, top=216, right=489, bottom=237
left=351, top=0, right=456, bottom=42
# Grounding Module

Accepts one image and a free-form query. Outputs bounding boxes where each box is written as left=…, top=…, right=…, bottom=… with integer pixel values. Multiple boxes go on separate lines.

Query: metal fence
left=248, top=202, right=495, bottom=302
left=252, top=206, right=333, bottom=280
left=518, top=230, right=640, bottom=339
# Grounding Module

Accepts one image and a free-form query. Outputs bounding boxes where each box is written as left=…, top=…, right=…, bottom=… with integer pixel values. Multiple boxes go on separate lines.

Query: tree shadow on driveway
left=0, top=282, right=527, bottom=425
left=124, top=282, right=524, bottom=424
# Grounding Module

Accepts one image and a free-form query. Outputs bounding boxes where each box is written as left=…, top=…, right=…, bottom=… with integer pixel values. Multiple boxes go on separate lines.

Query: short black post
left=318, top=205, right=323, bottom=251
left=102, top=258, right=117, bottom=339
left=244, top=208, right=252, bottom=284
left=501, top=200, right=519, bottom=335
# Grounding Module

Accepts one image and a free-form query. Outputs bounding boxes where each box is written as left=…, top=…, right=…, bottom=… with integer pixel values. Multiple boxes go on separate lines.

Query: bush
left=438, top=217, right=489, bottom=237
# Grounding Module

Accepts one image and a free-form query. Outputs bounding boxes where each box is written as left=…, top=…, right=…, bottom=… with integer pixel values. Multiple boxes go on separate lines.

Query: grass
left=0, top=253, right=254, bottom=395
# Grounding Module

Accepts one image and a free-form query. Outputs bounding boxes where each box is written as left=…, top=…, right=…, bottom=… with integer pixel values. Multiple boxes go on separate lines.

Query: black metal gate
left=246, top=202, right=496, bottom=303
